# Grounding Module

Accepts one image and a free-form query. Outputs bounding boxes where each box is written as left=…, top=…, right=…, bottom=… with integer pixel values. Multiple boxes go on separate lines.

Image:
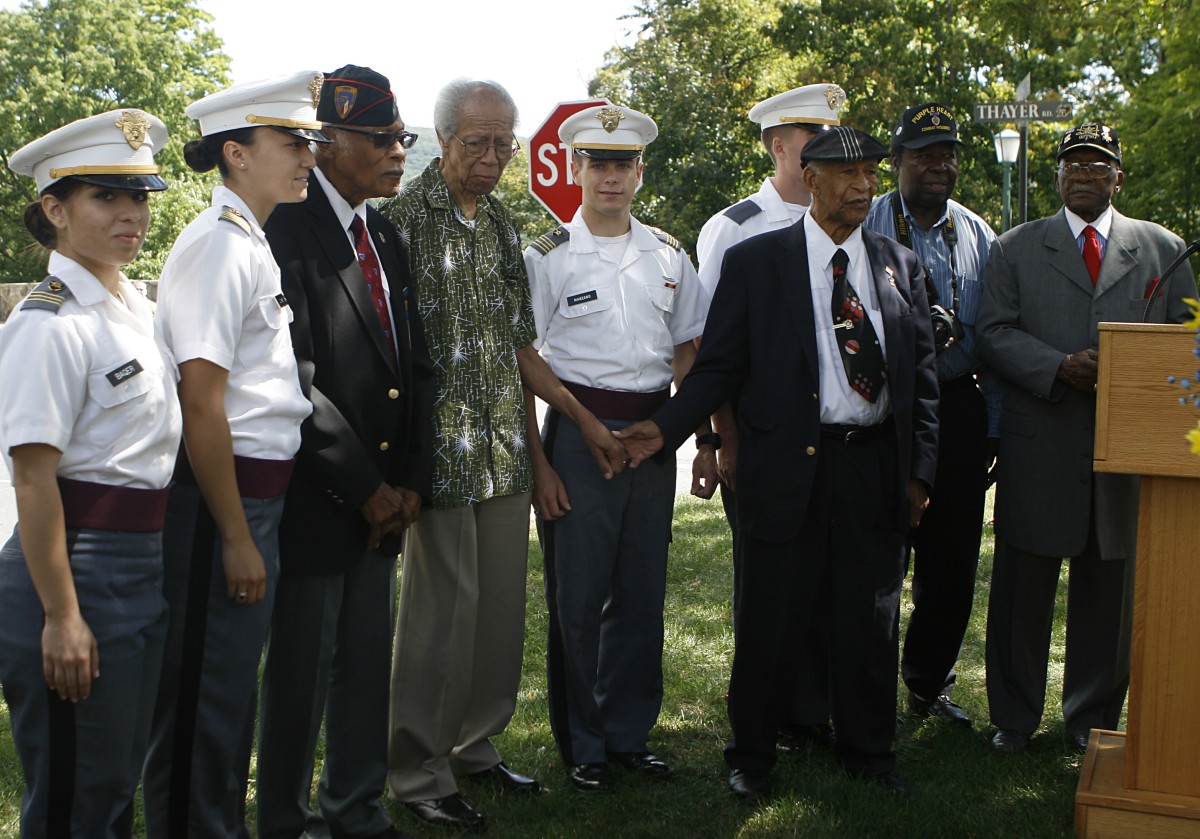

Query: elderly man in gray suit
left=977, top=123, right=1196, bottom=755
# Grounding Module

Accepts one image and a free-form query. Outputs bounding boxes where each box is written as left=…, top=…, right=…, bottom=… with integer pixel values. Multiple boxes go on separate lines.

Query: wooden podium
left=1076, top=322, right=1200, bottom=837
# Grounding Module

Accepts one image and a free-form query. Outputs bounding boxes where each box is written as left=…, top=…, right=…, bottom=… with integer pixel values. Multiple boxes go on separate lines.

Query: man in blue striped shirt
left=864, top=102, right=999, bottom=728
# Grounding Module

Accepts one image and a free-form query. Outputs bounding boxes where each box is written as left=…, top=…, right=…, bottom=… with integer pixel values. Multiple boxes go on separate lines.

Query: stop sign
left=528, top=99, right=610, bottom=224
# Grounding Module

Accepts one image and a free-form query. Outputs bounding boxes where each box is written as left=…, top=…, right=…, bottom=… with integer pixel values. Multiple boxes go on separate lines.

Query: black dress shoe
left=863, top=771, right=914, bottom=804
left=362, top=827, right=421, bottom=839
left=567, top=763, right=614, bottom=794
left=990, top=729, right=1028, bottom=754
left=606, top=751, right=672, bottom=778
left=1069, top=731, right=1091, bottom=754
left=465, top=762, right=542, bottom=794
left=728, top=768, right=770, bottom=801
left=908, top=691, right=972, bottom=727
left=777, top=722, right=835, bottom=751
left=403, top=793, right=486, bottom=832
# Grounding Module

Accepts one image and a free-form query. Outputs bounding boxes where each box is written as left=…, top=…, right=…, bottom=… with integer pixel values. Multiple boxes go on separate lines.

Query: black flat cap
left=801, top=126, right=889, bottom=166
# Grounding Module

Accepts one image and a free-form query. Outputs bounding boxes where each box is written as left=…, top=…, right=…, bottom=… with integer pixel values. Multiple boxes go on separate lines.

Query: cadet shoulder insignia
left=20, top=275, right=73, bottom=313
left=530, top=225, right=570, bottom=256
left=723, top=199, right=763, bottom=225
left=218, top=206, right=252, bottom=235
left=650, top=227, right=681, bottom=251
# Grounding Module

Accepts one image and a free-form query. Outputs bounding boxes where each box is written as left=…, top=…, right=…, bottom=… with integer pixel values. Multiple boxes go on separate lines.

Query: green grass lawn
left=0, top=491, right=1086, bottom=837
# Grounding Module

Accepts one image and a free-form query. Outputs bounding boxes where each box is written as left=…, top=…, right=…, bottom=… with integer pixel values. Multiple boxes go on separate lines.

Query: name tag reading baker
left=106, top=358, right=144, bottom=386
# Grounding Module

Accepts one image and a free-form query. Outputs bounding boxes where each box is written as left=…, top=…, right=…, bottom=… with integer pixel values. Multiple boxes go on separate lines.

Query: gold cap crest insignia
left=597, top=107, right=625, bottom=133
left=114, top=110, right=150, bottom=149
left=309, top=74, right=323, bottom=110
left=824, top=85, right=846, bottom=111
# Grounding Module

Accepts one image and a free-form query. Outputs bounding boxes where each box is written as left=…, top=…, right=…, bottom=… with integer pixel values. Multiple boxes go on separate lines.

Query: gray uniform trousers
left=256, top=549, right=397, bottom=839
left=143, top=484, right=283, bottom=839
left=540, top=411, right=676, bottom=766
left=0, top=526, right=167, bottom=839
left=986, top=500, right=1131, bottom=739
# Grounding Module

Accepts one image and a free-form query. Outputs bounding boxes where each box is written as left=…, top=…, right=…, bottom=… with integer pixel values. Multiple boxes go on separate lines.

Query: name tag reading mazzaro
left=567, top=290, right=598, bottom=307
left=106, top=359, right=144, bottom=386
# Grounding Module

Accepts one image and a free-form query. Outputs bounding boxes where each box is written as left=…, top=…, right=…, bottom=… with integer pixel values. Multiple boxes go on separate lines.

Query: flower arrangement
left=1171, top=298, right=1200, bottom=455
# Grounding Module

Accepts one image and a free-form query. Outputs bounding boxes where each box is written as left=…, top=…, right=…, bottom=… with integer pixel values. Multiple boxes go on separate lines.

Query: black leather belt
left=820, top=416, right=894, bottom=446
left=940, top=374, right=978, bottom=393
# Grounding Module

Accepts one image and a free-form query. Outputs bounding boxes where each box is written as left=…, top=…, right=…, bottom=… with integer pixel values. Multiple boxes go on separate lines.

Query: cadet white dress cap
left=748, top=83, right=846, bottom=130
left=559, top=105, right=658, bottom=160
left=9, top=108, right=169, bottom=193
left=186, top=70, right=330, bottom=143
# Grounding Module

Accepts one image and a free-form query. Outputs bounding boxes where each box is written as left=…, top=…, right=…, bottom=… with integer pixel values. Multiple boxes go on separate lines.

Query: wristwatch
left=695, top=432, right=722, bottom=450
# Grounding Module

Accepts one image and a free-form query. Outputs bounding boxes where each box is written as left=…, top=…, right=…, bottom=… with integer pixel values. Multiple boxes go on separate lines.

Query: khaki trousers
left=387, top=491, right=532, bottom=801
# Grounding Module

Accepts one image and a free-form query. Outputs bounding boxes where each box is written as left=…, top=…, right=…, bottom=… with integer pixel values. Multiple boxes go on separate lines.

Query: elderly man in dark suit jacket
left=619, top=127, right=939, bottom=803
left=978, top=123, right=1194, bottom=756
left=257, top=66, right=432, bottom=839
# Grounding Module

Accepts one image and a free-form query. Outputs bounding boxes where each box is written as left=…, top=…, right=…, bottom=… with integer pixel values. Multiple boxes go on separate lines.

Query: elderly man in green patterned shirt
left=382, top=78, right=626, bottom=833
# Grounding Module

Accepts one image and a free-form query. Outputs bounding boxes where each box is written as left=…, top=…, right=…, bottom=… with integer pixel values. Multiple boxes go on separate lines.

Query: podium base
left=1076, top=731, right=1200, bottom=837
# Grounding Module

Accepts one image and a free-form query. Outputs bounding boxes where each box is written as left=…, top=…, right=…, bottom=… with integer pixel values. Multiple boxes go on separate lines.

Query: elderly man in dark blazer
left=977, top=123, right=1194, bottom=756
left=619, top=126, right=939, bottom=803
left=257, top=65, right=433, bottom=839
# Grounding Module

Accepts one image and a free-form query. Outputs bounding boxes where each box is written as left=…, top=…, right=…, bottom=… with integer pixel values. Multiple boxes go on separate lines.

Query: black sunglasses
left=327, top=125, right=418, bottom=149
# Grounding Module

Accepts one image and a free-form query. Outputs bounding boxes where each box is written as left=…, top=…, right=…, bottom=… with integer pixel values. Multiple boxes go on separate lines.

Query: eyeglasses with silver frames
left=452, top=135, right=521, bottom=160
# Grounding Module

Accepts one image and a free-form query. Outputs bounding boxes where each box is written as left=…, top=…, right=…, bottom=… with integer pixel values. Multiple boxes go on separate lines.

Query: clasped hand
left=361, top=483, right=422, bottom=549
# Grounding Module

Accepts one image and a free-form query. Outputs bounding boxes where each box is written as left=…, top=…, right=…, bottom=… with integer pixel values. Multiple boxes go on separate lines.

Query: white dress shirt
left=803, top=212, right=891, bottom=425
left=156, top=185, right=311, bottom=461
left=0, top=253, right=182, bottom=488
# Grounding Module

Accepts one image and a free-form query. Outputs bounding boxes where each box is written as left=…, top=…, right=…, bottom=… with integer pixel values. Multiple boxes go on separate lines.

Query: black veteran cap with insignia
left=801, top=126, right=889, bottom=166
left=891, top=102, right=963, bottom=152
left=8, top=109, right=170, bottom=193
left=1057, top=123, right=1121, bottom=164
left=318, top=65, right=400, bottom=128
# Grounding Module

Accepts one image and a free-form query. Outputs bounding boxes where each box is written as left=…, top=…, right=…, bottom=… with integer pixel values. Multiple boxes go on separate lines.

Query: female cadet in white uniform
left=143, top=73, right=325, bottom=839
left=0, top=110, right=181, bottom=838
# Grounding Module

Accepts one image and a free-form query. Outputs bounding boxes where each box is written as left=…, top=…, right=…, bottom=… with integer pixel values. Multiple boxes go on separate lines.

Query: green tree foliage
left=492, top=145, right=556, bottom=247
left=591, top=0, right=796, bottom=254
left=1105, top=0, right=1200, bottom=246
left=0, top=0, right=229, bottom=282
left=590, top=0, right=1194, bottom=258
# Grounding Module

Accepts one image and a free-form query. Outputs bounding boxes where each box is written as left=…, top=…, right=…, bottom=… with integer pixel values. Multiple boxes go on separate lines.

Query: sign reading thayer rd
left=973, top=101, right=1074, bottom=122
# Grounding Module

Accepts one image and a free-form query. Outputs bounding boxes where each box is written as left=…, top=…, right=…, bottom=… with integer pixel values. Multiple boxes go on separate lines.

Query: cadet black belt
left=173, top=453, right=296, bottom=498
left=561, top=381, right=670, bottom=422
left=819, top=416, right=895, bottom=446
left=58, top=478, right=170, bottom=532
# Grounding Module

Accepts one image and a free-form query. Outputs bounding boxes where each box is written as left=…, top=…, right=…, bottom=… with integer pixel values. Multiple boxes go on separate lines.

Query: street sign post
left=528, top=99, right=609, bottom=224
left=973, top=101, right=1073, bottom=122
left=973, top=86, right=1073, bottom=226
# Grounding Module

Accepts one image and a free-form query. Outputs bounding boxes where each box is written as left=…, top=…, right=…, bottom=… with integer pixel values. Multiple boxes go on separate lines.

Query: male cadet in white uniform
left=694, top=83, right=846, bottom=751
left=523, top=106, right=713, bottom=794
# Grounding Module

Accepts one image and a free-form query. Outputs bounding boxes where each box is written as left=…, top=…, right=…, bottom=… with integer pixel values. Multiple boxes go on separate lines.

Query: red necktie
left=1083, top=226, right=1102, bottom=286
left=830, top=248, right=886, bottom=403
left=350, top=216, right=396, bottom=367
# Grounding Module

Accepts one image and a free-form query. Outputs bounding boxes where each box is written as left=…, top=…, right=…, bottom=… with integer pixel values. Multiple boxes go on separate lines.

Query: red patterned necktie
left=1083, top=225, right=1102, bottom=286
left=830, top=248, right=886, bottom=403
left=350, top=215, right=396, bottom=367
